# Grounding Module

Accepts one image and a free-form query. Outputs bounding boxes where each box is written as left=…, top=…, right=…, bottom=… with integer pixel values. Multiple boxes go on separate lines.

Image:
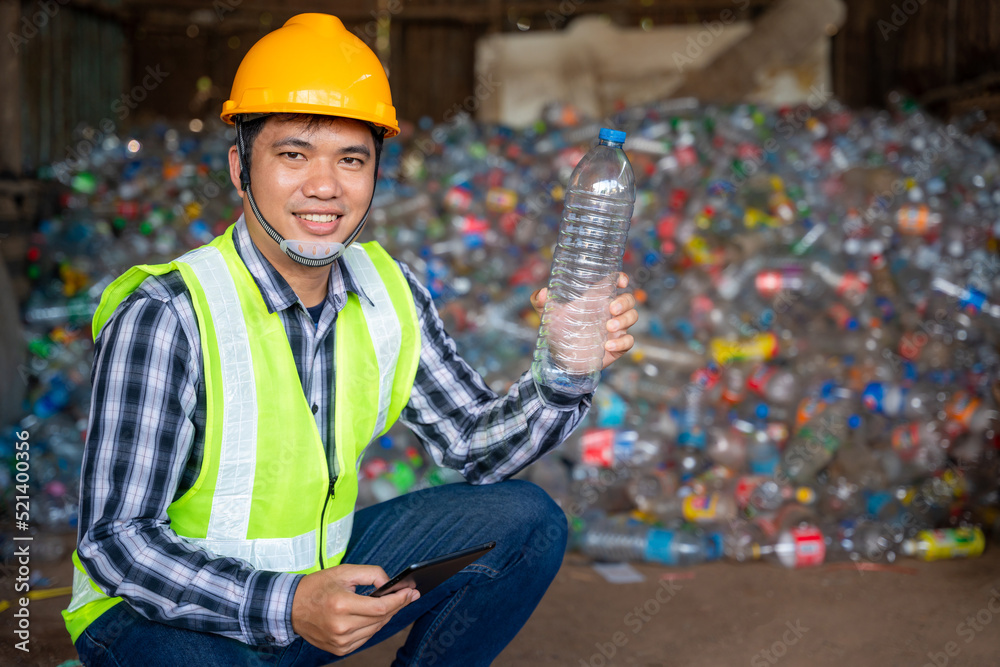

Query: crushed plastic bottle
left=582, top=518, right=722, bottom=566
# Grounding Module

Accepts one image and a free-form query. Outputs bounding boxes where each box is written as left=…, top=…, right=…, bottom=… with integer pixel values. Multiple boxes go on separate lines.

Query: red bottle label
left=581, top=428, right=615, bottom=468
left=790, top=526, right=825, bottom=568
left=747, top=364, right=778, bottom=395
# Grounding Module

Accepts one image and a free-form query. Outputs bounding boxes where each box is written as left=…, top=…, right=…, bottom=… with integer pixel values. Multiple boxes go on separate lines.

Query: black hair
left=236, top=113, right=385, bottom=184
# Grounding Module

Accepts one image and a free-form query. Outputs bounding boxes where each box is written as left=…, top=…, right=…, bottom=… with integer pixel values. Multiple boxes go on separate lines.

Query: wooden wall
left=12, top=0, right=126, bottom=174
left=832, top=0, right=1000, bottom=136
left=121, top=0, right=778, bottom=128
left=11, top=0, right=1000, bottom=176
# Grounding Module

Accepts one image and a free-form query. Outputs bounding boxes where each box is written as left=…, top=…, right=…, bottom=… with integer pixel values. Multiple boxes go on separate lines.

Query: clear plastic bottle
left=862, top=382, right=944, bottom=420
left=532, top=128, right=635, bottom=399
left=743, top=405, right=781, bottom=476
left=626, top=465, right=680, bottom=516
left=930, top=276, right=1000, bottom=320
left=735, top=475, right=816, bottom=515
left=706, top=422, right=747, bottom=470
left=747, top=364, right=801, bottom=406
left=582, top=520, right=722, bottom=566
left=825, top=518, right=899, bottom=564
left=642, top=491, right=739, bottom=526
left=809, top=260, right=870, bottom=305
left=759, top=525, right=827, bottom=568
left=833, top=414, right=888, bottom=489
left=720, top=363, right=749, bottom=406
left=782, top=395, right=853, bottom=484
left=629, top=338, right=706, bottom=372
left=945, top=390, right=996, bottom=437
left=889, top=420, right=950, bottom=475
left=723, top=520, right=768, bottom=563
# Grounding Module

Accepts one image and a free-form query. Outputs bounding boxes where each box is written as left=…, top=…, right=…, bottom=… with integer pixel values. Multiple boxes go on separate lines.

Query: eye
left=341, top=156, right=364, bottom=166
left=281, top=152, right=304, bottom=160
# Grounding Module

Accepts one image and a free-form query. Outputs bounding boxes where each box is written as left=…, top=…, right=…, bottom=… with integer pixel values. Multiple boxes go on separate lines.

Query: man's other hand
left=530, top=272, right=638, bottom=370
left=291, top=564, right=418, bottom=656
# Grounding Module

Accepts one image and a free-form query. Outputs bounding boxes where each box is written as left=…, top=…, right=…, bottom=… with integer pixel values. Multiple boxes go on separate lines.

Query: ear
left=228, top=145, right=245, bottom=197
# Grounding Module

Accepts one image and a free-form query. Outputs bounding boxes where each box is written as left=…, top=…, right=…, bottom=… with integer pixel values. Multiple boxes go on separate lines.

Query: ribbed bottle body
left=532, top=134, right=634, bottom=398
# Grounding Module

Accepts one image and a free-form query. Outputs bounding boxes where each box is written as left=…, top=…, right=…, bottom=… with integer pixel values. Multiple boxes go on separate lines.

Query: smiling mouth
left=295, top=213, right=342, bottom=224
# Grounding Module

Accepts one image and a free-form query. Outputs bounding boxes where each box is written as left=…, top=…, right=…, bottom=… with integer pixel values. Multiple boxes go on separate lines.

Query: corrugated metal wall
left=18, top=1, right=126, bottom=174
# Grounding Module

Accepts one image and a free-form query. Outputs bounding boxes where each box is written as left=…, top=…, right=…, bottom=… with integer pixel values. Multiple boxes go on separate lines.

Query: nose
left=301, top=159, right=343, bottom=199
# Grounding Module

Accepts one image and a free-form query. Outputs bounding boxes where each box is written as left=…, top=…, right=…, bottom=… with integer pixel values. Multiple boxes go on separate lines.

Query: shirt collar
left=232, top=214, right=374, bottom=314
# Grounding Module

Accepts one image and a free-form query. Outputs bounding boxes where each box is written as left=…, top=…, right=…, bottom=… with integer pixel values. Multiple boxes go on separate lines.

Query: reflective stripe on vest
left=342, top=248, right=401, bottom=442
left=183, top=245, right=261, bottom=544
left=64, top=225, right=421, bottom=644
left=183, top=511, right=354, bottom=571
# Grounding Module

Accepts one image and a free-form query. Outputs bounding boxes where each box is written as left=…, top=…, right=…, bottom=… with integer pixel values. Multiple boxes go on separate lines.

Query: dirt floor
left=4, top=533, right=1000, bottom=667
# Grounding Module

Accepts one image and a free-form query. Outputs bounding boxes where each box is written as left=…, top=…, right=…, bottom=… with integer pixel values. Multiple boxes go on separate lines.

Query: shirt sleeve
left=76, top=285, right=302, bottom=646
left=397, top=262, right=591, bottom=484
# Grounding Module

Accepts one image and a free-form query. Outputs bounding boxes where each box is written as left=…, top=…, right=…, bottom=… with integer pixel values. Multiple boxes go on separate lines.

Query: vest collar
left=233, top=214, right=375, bottom=315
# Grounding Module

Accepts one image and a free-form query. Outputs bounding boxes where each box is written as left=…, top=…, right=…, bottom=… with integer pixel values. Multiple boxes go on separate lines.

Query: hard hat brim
left=221, top=102, right=399, bottom=138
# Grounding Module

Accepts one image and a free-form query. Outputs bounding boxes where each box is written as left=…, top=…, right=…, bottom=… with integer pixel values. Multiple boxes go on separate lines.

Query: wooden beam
left=920, top=71, right=1000, bottom=108
left=0, top=1, right=22, bottom=176
left=124, top=0, right=779, bottom=31
left=124, top=0, right=378, bottom=21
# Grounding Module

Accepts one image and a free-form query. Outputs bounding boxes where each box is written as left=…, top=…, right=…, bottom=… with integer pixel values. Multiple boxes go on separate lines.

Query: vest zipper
left=318, top=475, right=337, bottom=570
left=319, top=326, right=338, bottom=570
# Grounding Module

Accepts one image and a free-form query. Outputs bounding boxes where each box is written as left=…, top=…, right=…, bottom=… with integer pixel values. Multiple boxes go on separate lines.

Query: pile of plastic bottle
left=3, top=91, right=999, bottom=571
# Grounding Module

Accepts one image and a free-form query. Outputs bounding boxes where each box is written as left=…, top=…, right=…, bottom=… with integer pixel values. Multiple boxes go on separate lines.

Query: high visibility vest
left=62, top=225, right=420, bottom=643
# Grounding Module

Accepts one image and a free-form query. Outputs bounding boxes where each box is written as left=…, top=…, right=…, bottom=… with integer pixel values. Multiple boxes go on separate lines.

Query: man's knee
left=509, top=479, right=568, bottom=526
left=506, top=480, right=568, bottom=567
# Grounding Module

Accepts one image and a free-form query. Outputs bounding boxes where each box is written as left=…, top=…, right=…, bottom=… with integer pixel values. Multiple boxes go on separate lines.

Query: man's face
left=228, top=115, right=376, bottom=271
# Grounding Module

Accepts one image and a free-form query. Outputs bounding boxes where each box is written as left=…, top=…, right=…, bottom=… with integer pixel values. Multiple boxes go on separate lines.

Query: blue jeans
left=74, top=480, right=568, bottom=667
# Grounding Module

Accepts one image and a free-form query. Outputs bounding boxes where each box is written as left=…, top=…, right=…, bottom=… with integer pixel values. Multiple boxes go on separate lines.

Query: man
left=64, top=13, right=638, bottom=666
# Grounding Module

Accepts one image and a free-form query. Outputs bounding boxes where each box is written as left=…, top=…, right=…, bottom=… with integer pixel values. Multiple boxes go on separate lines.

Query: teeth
left=298, top=213, right=339, bottom=223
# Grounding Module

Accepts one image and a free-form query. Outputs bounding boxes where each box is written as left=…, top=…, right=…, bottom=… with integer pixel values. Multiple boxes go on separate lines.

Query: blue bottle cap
left=704, top=532, right=724, bottom=562
left=599, top=127, right=627, bottom=144
left=820, top=381, right=838, bottom=400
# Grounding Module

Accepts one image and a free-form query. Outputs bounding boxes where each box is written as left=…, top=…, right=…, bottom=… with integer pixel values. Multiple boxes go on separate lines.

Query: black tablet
left=369, top=541, right=496, bottom=598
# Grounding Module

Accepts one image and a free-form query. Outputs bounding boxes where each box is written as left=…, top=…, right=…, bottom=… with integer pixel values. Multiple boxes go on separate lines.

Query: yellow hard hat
left=220, top=13, right=399, bottom=137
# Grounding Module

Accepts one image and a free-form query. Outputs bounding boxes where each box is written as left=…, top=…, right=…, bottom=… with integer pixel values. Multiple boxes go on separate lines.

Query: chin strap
left=235, top=116, right=384, bottom=267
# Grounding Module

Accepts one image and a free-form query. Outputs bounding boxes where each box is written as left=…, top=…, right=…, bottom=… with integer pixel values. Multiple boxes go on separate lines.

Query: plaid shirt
left=77, top=216, right=589, bottom=646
